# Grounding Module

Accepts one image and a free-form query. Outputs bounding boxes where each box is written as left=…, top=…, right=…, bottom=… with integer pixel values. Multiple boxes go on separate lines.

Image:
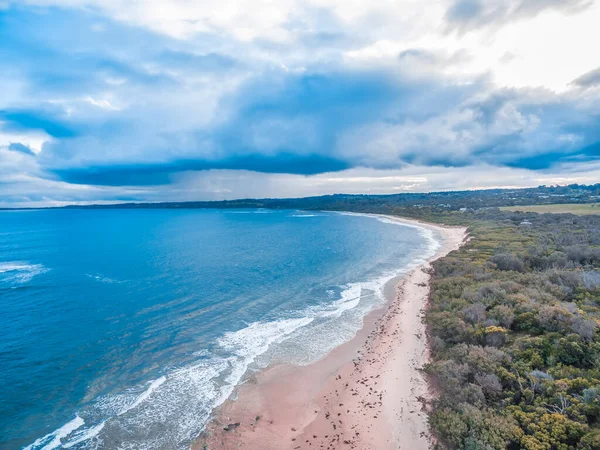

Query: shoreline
left=193, top=215, right=467, bottom=450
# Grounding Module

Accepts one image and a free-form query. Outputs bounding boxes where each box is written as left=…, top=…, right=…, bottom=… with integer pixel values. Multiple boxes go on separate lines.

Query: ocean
left=0, top=208, right=439, bottom=450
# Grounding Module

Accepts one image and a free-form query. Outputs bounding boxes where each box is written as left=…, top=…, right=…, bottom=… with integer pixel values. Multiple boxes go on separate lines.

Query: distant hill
left=4, top=183, right=600, bottom=213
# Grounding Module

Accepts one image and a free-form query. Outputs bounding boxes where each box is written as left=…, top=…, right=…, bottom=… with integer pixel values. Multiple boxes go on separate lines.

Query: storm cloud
left=1, top=0, right=600, bottom=206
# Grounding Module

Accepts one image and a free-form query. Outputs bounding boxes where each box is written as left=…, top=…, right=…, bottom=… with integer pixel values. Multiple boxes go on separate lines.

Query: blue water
left=0, top=209, right=438, bottom=450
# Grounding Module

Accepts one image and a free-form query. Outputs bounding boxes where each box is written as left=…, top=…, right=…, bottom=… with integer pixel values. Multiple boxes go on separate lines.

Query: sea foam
left=0, top=261, right=49, bottom=284
left=23, top=416, right=85, bottom=450
left=24, top=317, right=319, bottom=449
left=117, top=376, right=167, bottom=416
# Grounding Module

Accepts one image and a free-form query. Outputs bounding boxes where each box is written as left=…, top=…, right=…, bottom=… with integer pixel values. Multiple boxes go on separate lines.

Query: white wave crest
left=24, top=318, right=315, bottom=450
left=23, top=416, right=84, bottom=450
left=0, top=261, right=49, bottom=283
left=118, top=376, right=166, bottom=416
left=218, top=317, right=314, bottom=358
left=62, top=422, right=105, bottom=448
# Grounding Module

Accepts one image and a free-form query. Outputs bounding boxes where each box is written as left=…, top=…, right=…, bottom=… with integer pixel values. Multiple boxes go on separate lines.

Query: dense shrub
left=425, top=211, right=600, bottom=449
left=578, top=430, right=600, bottom=450
left=491, top=253, right=525, bottom=272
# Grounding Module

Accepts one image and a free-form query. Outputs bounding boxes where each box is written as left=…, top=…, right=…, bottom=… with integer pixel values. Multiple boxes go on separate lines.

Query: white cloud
left=3, top=0, right=600, bottom=206
left=83, top=96, right=120, bottom=110
left=3, top=158, right=600, bottom=208
left=335, top=99, right=543, bottom=167
left=161, top=162, right=600, bottom=202
left=12, top=0, right=600, bottom=91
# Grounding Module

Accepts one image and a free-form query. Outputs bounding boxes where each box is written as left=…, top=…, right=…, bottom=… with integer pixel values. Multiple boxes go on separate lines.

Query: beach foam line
left=118, top=376, right=167, bottom=416
left=318, top=283, right=378, bottom=319
left=23, top=416, right=85, bottom=450
left=243, top=212, right=444, bottom=367
left=62, top=422, right=105, bottom=448
left=216, top=317, right=317, bottom=406
left=266, top=211, right=443, bottom=364
left=28, top=376, right=167, bottom=449
left=22, top=318, right=316, bottom=450
left=219, top=317, right=315, bottom=358
left=218, top=318, right=316, bottom=385
left=246, top=225, right=435, bottom=367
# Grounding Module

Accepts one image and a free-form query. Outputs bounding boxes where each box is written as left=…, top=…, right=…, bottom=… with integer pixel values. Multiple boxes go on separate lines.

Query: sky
left=1, top=0, right=600, bottom=207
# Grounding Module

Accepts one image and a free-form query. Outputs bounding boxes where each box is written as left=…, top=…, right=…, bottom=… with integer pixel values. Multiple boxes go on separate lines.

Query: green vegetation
left=425, top=209, right=600, bottom=449
left=500, top=204, right=600, bottom=215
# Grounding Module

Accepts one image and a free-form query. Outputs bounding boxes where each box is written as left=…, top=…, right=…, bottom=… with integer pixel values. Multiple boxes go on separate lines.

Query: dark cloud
left=44, top=69, right=400, bottom=180
left=499, top=140, right=600, bottom=170
left=446, top=0, right=484, bottom=25
left=461, top=90, right=600, bottom=169
left=0, top=109, right=77, bottom=138
left=219, top=71, right=401, bottom=143
left=33, top=69, right=414, bottom=186
left=8, top=143, right=36, bottom=156
left=480, top=143, right=600, bottom=170
left=445, top=0, right=592, bottom=31
left=398, top=49, right=440, bottom=64
left=572, top=67, right=600, bottom=88
left=51, top=154, right=350, bottom=186
left=18, top=66, right=600, bottom=186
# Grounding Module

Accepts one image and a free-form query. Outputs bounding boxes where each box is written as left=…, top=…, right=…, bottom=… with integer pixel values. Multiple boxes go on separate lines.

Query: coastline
left=193, top=215, right=467, bottom=450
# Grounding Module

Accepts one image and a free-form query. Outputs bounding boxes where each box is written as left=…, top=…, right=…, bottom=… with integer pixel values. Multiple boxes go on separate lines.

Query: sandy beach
left=193, top=216, right=467, bottom=450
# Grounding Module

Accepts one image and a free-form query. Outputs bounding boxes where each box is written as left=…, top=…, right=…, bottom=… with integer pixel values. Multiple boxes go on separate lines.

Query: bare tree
left=543, top=394, right=571, bottom=415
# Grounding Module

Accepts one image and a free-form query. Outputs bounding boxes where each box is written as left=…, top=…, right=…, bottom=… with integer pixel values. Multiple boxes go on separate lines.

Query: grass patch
left=500, top=203, right=600, bottom=215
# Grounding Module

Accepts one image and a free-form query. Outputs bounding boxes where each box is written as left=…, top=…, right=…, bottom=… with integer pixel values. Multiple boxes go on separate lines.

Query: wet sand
left=193, top=216, right=467, bottom=450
